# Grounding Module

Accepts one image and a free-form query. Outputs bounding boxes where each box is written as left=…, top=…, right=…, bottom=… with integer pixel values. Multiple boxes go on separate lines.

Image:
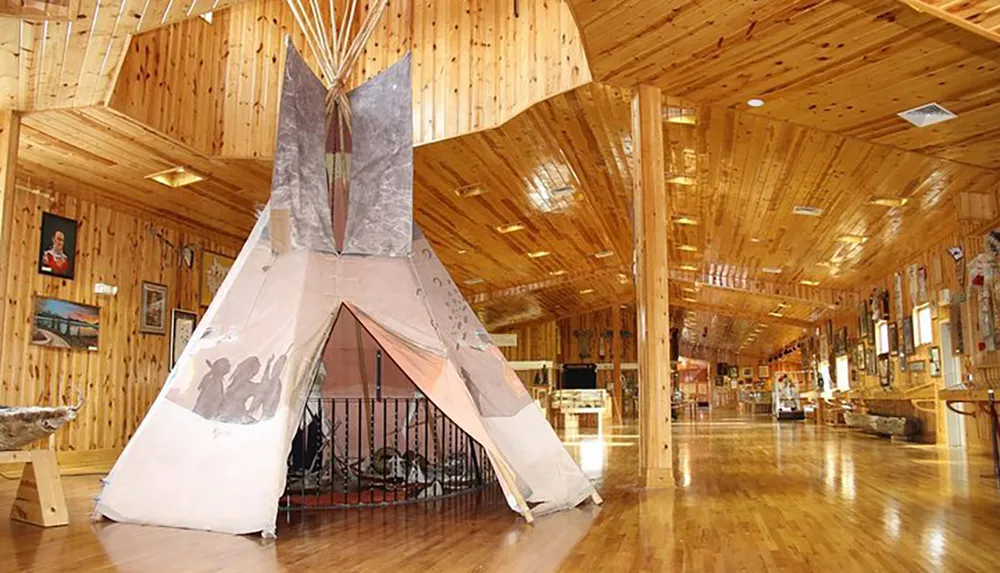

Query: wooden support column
left=0, top=111, right=19, bottom=373
left=611, top=304, right=623, bottom=423
left=632, top=85, right=674, bottom=489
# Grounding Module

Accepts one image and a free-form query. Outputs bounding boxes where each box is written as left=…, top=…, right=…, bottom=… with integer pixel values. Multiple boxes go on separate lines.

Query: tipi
left=93, top=40, right=599, bottom=537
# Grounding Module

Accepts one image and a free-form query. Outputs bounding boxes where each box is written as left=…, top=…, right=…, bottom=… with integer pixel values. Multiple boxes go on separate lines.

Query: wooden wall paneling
left=0, top=185, right=241, bottom=454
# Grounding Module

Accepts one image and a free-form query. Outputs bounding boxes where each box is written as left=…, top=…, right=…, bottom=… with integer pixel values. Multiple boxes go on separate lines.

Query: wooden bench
left=0, top=450, right=69, bottom=527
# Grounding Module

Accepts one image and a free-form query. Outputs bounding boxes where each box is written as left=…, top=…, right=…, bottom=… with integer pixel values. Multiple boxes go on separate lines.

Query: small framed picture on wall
left=140, top=282, right=168, bottom=335
left=37, top=212, right=78, bottom=280
left=170, top=310, right=198, bottom=367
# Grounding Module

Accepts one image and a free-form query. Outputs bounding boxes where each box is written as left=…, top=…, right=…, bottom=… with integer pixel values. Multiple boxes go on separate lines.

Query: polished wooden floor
left=3, top=409, right=1000, bottom=572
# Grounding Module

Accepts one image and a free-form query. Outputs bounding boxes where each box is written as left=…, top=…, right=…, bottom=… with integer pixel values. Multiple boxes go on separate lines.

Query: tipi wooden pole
left=0, top=111, right=19, bottom=375
left=354, top=317, right=375, bottom=456
left=492, top=455, right=534, bottom=523
left=631, top=85, right=674, bottom=489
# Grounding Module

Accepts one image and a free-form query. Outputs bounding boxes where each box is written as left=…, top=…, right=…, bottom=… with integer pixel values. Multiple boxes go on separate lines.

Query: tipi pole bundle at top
left=284, top=0, right=389, bottom=120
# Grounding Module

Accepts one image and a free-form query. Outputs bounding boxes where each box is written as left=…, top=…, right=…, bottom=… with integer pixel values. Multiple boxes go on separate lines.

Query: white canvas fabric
left=93, top=42, right=596, bottom=537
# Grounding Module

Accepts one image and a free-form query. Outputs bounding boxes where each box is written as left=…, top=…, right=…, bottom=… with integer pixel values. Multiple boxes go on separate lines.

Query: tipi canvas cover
left=94, top=42, right=597, bottom=537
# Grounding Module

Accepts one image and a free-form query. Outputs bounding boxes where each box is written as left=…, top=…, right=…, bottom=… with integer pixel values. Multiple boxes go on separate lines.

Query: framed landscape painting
left=31, top=297, right=99, bottom=351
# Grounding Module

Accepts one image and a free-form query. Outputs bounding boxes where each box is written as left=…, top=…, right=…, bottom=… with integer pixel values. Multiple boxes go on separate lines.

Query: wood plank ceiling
left=563, top=0, right=1000, bottom=357
left=0, top=0, right=246, bottom=111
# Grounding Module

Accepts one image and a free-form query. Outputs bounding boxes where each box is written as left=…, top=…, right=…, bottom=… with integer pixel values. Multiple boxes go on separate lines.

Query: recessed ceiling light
left=579, top=288, right=595, bottom=295
left=527, top=250, right=550, bottom=259
left=682, top=297, right=696, bottom=303
left=677, top=245, right=698, bottom=252
left=146, top=166, right=206, bottom=188
left=800, top=279, right=820, bottom=286
left=674, top=216, right=698, bottom=226
left=617, top=273, right=629, bottom=283
left=776, top=303, right=790, bottom=309
left=463, top=278, right=485, bottom=285
left=761, top=267, right=782, bottom=274
left=454, top=184, right=486, bottom=198
left=456, top=249, right=467, bottom=255
left=768, top=311, right=783, bottom=318
left=667, top=175, right=695, bottom=186
left=837, top=234, right=868, bottom=245
left=682, top=287, right=697, bottom=293
left=594, top=250, right=614, bottom=259
left=869, top=197, right=908, bottom=208
left=549, top=270, right=567, bottom=276
left=747, top=98, right=765, bottom=108
left=792, top=205, right=824, bottom=217
left=680, top=264, right=698, bottom=271
left=750, top=238, right=762, bottom=243
left=496, top=223, right=525, bottom=234
left=898, top=102, right=957, bottom=128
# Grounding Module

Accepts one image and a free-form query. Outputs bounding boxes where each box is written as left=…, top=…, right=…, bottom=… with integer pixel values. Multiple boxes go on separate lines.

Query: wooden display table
left=1, top=450, right=69, bottom=527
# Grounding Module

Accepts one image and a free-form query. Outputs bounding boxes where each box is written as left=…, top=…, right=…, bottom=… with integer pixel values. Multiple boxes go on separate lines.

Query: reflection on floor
left=2, top=408, right=1000, bottom=572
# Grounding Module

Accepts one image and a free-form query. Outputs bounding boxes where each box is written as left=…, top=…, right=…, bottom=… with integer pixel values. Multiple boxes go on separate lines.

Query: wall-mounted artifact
left=902, top=316, right=915, bottom=356
left=757, top=365, right=769, bottom=378
left=908, top=360, right=926, bottom=372
left=878, top=355, right=892, bottom=388
left=181, top=245, right=196, bottom=269
left=31, top=297, right=99, bottom=351
left=729, top=366, right=738, bottom=379
left=907, top=264, right=919, bottom=308
left=967, top=229, right=1000, bottom=353
left=200, top=251, right=235, bottom=307
left=899, top=355, right=908, bottom=372
left=854, top=342, right=865, bottom=371
left=741, top=366, right=753, bottom=378
left=865, top=345, right=876, bottom=376
left=170, top=310, right=199, bottom=367
left=948, top=246, right=965, bottom=290
left=573, top=329, right=593, bottom=359
left=889, top=322, right=899, bottom=353
left=928, top=346, right=942, bottom=377
left=893, top=272, right=904, bottom=320
left=917, top=266, right=928, bottom=304
left=37, top=212, right=77, bottom=280
left=834, top=327, right=848, bottom=355
left=140, top=282, right=168, bottom=335
left=950, top=300, right=965, bottom=355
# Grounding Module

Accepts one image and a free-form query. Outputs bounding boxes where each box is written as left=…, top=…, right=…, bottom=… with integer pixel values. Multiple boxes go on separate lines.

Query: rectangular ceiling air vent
left=898, top=103, right=957, bottom=128
left=793, top=205, right=824, bottom=217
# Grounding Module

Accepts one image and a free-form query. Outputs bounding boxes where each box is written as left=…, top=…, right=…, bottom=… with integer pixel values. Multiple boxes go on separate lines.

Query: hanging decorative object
left=966, top=229, right=1000, bottom=353
left=907, top=264, right=919, bottom=308
left=893, top=271, right=904, bottom=320
left=917, top=266, right=928, bottom=304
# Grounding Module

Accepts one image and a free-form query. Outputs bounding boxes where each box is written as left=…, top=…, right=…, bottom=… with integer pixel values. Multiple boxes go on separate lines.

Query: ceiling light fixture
left=747, top=98, right=765, bottom=108
left=594, top=250, right=614, bottom=259
left=673, top=216, right=698, bottom=226
left=682, top=297, right=697, bottom=303
left=496, top=223, right=524, bottom=234
left=761, top=267, right=782, bottom=274
left=869, top=197, right=909, bottom=208
left=456, top=249, right=467, bottom=255
left=677, top=245, right=698, bottom=252
left=579, top=288, right=595, bottom=295
left=792, top=205, right=824, bottom=217
left=800, top=279, right=821, bottom=286
left=667, top=175, right=696, bottom=186
left=549, top=270, right=567, bottom=276
left=679, top=264, right=698, bottom=272
left=146, top=166, right=206, bottom=188
left=454, top=184, right=486, bottom=198
left=463, top=278, right=485, bottom=285
left=768, top=311, right=783, bottom=318
left=527, top=250, right=550, bottom=259
left=837, top=234, right=868, bottom=245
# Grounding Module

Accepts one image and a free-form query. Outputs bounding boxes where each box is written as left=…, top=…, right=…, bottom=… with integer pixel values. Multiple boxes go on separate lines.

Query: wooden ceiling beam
left=467, top=267, right=627, bottom=305
left=673, top=300, right=814, bottom=330
left=669, top=268, right=857, bottom=309
left=484, top=293, right=635, bottom=331
left=895, top=1, right=1000, bottom=45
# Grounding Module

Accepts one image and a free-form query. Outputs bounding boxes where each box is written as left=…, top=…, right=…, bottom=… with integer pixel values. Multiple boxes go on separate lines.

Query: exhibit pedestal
left=1, top=449, right=69, bottom=527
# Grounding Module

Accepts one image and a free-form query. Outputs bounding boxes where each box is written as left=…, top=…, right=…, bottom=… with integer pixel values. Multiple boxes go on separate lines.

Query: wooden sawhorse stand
left=1, top=450, right=69, bottom=527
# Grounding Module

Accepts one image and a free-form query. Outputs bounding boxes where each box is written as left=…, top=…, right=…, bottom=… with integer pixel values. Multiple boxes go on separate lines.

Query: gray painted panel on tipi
left=343, top=53, right=413, bottom=257
left=269, top=39, right=336, bottom=254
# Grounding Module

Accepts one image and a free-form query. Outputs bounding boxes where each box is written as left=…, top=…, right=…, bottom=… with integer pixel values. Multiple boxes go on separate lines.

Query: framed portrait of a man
left=38, top=212, right=77, bottom=280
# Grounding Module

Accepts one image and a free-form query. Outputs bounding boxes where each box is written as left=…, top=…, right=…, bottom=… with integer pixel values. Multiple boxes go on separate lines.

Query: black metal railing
left=281, top=397, right=497, bottom=511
